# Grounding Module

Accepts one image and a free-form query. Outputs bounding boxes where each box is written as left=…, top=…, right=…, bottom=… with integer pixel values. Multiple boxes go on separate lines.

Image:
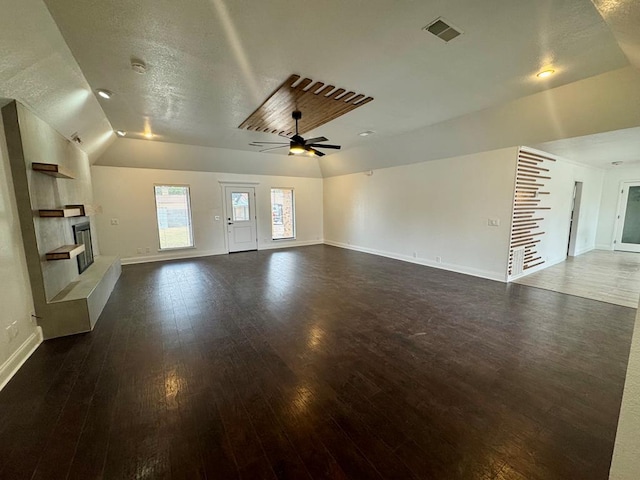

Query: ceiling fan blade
left=309, top=148, right=325, bottom=157
left=307, top=144, right=341, bottom=149
left=259, top=145, right=288, bottom=152
left=303, top=136, right=328, bottom=145
left=250, top=141, right=289, bottom=145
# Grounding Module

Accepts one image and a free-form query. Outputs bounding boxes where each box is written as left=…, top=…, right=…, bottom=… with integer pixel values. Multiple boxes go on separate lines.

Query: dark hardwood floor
left=0, top=245, right=635, bottom=479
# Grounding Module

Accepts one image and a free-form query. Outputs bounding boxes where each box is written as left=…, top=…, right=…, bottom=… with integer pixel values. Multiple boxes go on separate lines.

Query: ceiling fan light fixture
left=289, top=145, right=306, bottom=155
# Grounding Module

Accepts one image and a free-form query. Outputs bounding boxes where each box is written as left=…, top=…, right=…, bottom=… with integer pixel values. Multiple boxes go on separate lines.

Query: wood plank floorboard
left=514, top=249, right=640, bottom=308
left=0, top=245, right=635, bottom=479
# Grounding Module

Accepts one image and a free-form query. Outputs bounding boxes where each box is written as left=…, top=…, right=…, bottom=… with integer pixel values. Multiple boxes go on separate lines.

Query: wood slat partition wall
left=508, top=149, right=556, bottom=278
left=238, top=74, right=373, bottom=136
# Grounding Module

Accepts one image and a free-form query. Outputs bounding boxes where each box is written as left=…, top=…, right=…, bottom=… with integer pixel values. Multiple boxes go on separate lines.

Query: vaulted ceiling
left=1, top=0, right=639, bottom=177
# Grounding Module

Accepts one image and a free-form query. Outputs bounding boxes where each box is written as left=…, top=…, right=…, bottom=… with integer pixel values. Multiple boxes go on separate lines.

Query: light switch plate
left=488, top=218, right=500, bottom=226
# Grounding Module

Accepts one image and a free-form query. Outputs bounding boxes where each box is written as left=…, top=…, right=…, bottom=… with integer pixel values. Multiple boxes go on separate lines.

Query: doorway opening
left=567, top=181, right=583, bottom=257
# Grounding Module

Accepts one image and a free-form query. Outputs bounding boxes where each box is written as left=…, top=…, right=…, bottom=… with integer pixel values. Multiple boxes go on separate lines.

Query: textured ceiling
left=533, top=127, right=640, bottom=168
left=0, top=0, right=113, bottom=159
left=42, top=0, right=629, bottom=156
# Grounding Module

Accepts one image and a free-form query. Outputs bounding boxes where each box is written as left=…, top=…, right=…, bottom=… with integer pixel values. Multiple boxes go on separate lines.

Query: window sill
left=271, top=237, right=296, bottom=241
left=158, top=246, right=196, bottom=252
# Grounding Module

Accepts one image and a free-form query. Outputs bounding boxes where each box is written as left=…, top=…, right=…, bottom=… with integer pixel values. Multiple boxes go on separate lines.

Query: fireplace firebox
left=72, top=222, right=94, bottom=274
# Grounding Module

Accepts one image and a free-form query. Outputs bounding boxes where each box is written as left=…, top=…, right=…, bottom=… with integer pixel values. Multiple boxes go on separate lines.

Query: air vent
left=424, top=17, right=463, bottom=42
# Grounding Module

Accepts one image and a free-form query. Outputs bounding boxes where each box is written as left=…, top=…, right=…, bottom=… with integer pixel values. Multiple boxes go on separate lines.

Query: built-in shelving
left=32, top=162, right=74, bottom=179
left=45, top=244, right=85, bottom=261
left=65, top=204, right=101, bottom=216
left=39, top=207, right=83, bottom=218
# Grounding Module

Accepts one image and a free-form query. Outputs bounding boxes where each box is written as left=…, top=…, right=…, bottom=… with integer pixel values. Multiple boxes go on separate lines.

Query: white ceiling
left=533, top=127, right=640, bottom=168
left=1, top=0, right=638, bottom=176
left=0, top=0, right=113, bottom=158
left=42, top=0, right=629, bottom=155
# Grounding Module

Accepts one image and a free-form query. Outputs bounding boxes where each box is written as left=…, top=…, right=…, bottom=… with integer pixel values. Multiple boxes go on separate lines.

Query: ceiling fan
left=249, top=111, right=341, bottom=157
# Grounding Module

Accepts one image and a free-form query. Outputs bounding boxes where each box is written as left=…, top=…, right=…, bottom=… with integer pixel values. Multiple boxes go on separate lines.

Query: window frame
left=270, top=187, right=296, bottom=241
left=153, top=184, right=196, bottom=251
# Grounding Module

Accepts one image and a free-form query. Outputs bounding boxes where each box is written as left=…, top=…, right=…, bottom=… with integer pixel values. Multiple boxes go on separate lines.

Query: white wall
left=609, top=298, right=640, bottom=480
left=596, top=166, right=640, bottom=250
left=97, top=138, right=322, bottom=178
left=91, top=166, right=323, bottom=264
left=0, top=110, right=41, bottom=390
left=515, top=150, right=604, bottom=279
left=323, top=147, right=518, bottom=282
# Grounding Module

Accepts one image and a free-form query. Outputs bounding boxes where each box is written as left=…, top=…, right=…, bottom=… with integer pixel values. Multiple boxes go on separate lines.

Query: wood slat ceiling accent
left=238, top=74, right=374, bottom=136
left=508, top=149, right=556, bottom=277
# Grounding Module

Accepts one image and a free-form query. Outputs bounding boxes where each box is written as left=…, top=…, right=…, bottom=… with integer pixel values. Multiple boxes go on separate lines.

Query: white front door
left=615, top=182, right=640, bottom=253
left=225, top=186, right=258, bottom=253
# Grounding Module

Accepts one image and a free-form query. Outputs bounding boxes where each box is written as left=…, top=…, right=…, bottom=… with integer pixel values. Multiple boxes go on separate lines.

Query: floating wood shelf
left=65, top=204, right=102, bottom=216
left=32, top=162, right=74, bottom=179
left=39, top=207, right=83, bottom=218
left=46, top=244, right=85, bottom=261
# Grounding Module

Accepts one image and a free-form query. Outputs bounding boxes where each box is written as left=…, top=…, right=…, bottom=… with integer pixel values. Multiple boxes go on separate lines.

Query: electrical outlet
left=110, top=218, right=119, bottom=225
left=145, top=247, right=151, bottom=253
left=412, top=252, right=417, bottom=258
left=435, top=256, right=442, bottom=263
left=488, top=218, right=500, bottom=227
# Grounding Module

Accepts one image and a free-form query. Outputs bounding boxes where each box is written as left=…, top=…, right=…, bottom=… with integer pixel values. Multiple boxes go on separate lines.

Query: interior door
left=225, top=186, right=258, bottom=253
left=615, top=182, right=640, bottom=253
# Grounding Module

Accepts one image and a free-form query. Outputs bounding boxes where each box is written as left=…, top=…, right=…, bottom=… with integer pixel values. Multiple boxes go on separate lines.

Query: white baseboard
left=259, top=239, right=324, bottom=251
left=0, top=327, right=43, bottom=392
left=573, top=245, right=595, bottom=256
left=121, top=241, right=325, bottom=265
left=121, top=249, right=226, bottom=265
left=596, top=243, right=614, bottom=251
left=324, top=240, right=506, bottom=283
left=508, top=255, right=567, bottom=281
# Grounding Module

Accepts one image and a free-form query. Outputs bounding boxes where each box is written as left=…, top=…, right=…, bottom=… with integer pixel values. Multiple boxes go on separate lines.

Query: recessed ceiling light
left=612, top=161, right=624, bottom=166
left=536, top=69, right=555, bottom=79
left=359, top=130, right=375, bottom=137
left=96, top=89, right=113, bottom=99
left=116, top=130, right=126, bottom=137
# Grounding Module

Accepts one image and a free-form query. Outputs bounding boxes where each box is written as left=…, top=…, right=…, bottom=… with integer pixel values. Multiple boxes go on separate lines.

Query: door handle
left=228, top=222, right=234, bottom=225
